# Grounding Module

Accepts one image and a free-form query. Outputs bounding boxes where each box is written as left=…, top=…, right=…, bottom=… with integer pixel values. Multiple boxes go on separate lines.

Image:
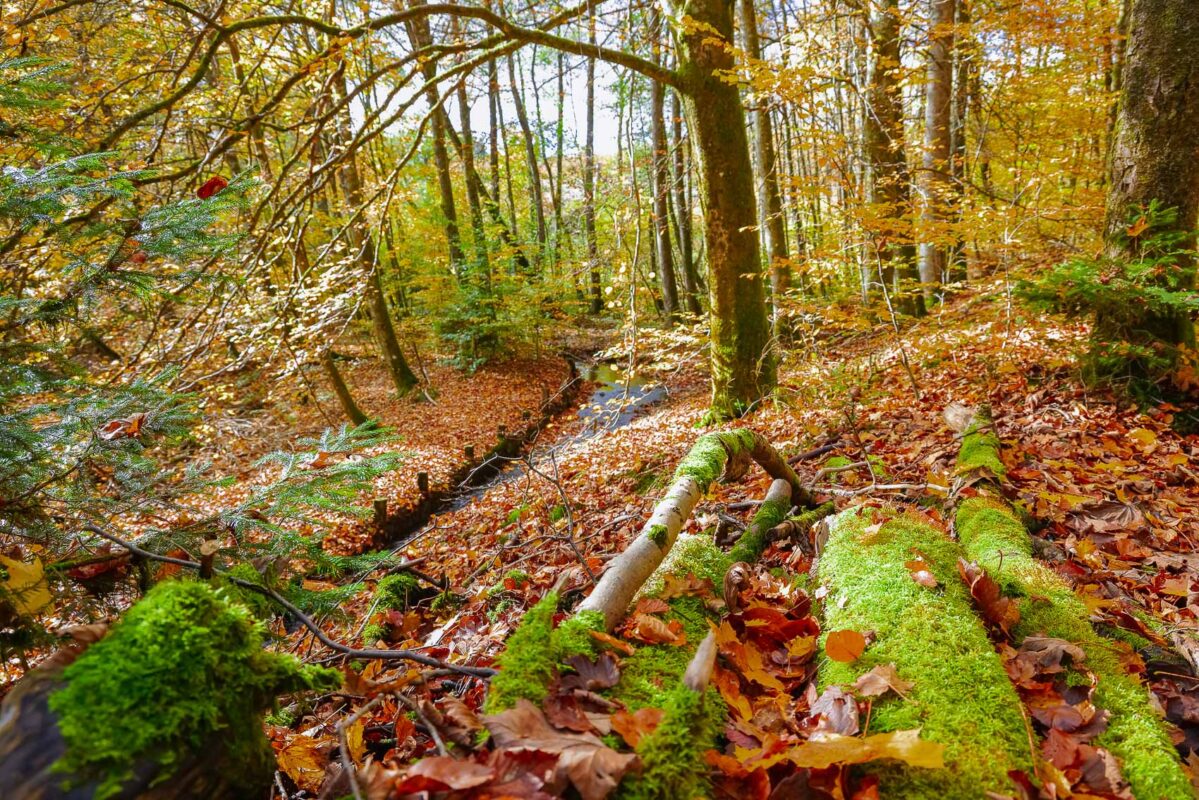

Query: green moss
left=618, top=684, right=726, bottom=800
left=726, top=495, right=792, bottom=565
left=673, top=430, right=755, bottom=486
left=646, top=524, right=669, bottom=549
left=486, top=570, right=531, bottom=597
left=431, top=590, right=463, bottom=612
left=641, top=533, right=731, bottom=598
left=955, top=410, right=1006, bottom=479
left=614, top=596, right=712, bottom=711
left=374, top=572, right=419, bottom=609
left=485, top=591, right=560, bottom=713
left=553, top=610, right=604, bottom=661
left=824, top=455, right=890, bottom=483
left=819, top=510, right=1031, bottom=797
left=956, top=497, right=1191, bottom=800
left=48, top=580, right=340, bottom=799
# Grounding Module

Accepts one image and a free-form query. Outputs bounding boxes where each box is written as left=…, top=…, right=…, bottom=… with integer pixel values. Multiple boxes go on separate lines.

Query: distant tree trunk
left=585, top=13, right=603, bottom=314
left=948, top=0, right=972, bottom=280
left=334, top=71, right=419, bottom=397
left=667, top=0, right=775, bottom=419
left=740, top=0, right=790, bottom=318
left=651, top=10, right=680, bottom=321
left=1104, top=0, right=1199, bottom=351
left=406, top=3, right=464, bottom=275
left=322, top=351, right=369, bottom=425
left=489, top=57, right=500, bottom=201
left=452, top=19, right=491, bottom=291
left=918, top=0, right=955, bottom=300
left=509, top=53, right=548, bottom=265
left=863, top=0, right=925, bottom=316
left=671, top=90, right=703, bottom=315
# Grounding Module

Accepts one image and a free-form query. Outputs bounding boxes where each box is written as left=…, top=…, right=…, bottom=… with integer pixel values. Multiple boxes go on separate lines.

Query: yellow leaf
left=1129, top=428, right=1157, bottom=448
left=1127, top=217, right=1149, bottom=237
left=0, top=554, right=52, bottom=616
left=277, top=735, right=326, bottom=793
left=345, top=719, right=367, bottom=765
left=786, top=729, right=944, bottom=770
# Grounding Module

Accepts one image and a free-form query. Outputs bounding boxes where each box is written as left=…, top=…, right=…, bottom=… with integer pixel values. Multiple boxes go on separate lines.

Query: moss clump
left=673, top=430, right=754, bottom=486
left=553, top=610, right=605, bottom=661
left=486, top=570, right=531, bottom=597
left=485, top=591, right=560, bottom=713
left=824, top=455, right=890, bottom=483
left=48, top=580, right=340, bottom=799
left=374, top=572, right=420, bottom=609
left=956, top=497, right=1191, bottom=800
left=726, top=495, right=794, bottom=565
left=618, top=683, right=726, bottom=800
left=614, top=596, right=711, bottom=711
left=640, top=533, right=730, bottom=598
left=819, top=510, right=1031, bottom=797
left=646, top=524, right=669, bottom=549
left=955, top=410, right=1006, bottom=479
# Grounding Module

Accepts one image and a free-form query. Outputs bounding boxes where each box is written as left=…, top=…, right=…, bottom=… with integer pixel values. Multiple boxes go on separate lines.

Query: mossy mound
left=47, top=579, right=340, bottom=799
left=955, top=410, right=1006, bottom=479
left=818, top=509, right=1032, bottom=797
left=617, top=682, right=726, bottom=800
left=956, top=496, right=1191, bottom=800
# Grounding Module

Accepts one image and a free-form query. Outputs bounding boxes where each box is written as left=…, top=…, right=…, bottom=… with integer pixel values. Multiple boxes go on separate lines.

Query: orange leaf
left=611, top=706, right=664, bottom=748
left=825, top=629, right=867, bottom=662
left=197, top=175, right=228, bottom=199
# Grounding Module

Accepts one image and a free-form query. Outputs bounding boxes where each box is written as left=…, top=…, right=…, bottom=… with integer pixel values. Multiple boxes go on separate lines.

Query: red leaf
left=197, top=175, right=228, bottom=199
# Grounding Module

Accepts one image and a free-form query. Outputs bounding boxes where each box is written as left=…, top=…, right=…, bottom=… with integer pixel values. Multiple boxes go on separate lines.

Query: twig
left=80, top=525, right=496, bottom=677
left=338, top=696, right=382, bottom=800
left=786, top=441, right=841, bottom=465
left=395, top=692, right=449, bottom=756
left=812, top=483, right=948, bottom=497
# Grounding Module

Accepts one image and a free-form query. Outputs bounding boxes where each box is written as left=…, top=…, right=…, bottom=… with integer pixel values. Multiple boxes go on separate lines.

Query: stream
left=441, top=359, right=666, bottom=512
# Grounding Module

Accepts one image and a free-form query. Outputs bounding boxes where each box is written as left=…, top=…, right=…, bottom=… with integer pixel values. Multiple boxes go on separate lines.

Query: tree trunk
left=667, top=0, right=775, bottom=420
left=406, top=2, right=464, bottom=275
left=671, top=90, right=703, bottom=314
left=322, top=351, right=369, bottom=426
left=509, top=53, right=548, bottom=265
left=863, top=0, right=925, bottom=316
left=740, top=0, right=791, bottom=316
left=585, top=13, right=603, bottom=314
left=918, top=0, right=955, bottom=300
left=651, top=11, right=680, bottom=321
left=451, top=18, right=491, bottom=289
left=1104, top=0, right=1199, bottom=351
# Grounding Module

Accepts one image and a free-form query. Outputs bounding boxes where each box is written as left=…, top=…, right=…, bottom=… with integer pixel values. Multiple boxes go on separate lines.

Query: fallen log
left=952, top=408, right=1191, bottom=800
left=0, top=580, right=340, bottom=799
left=817, top=507, right=1034, bottom=796
left=484, top=430, right=806, bottom=713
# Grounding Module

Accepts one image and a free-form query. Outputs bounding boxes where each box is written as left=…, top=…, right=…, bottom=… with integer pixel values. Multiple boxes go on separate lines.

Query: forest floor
left=253, top=282, right=1199, bottom=798
left=45, top=284, right=1199, bottom=797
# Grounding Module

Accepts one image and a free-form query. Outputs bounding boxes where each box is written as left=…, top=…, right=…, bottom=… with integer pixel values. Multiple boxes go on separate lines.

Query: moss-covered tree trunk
left=863, top=0, right=925, bottom=317
left=953, top=409, right=1191, bottom=799
left=666, top=0, right=775, bottom=420
left=1103, top=0, right=1199, bottom=350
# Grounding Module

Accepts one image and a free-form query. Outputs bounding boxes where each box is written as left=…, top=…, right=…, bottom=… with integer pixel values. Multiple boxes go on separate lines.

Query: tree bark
left=585, top=12, right=603, bottom=314
left=651, top=10, right=680, bottom=321
left=406, top=2, right=465, bottom=275
left=322, top=351, right=369, bottom=426
left=863, top=0, right=924, bottom=316
left=666, top=0, right=775, bottom=420
left=1103, top=0, right=1199, bottom=350
left=509, top=53, right=548, bottom=265
left=740, top=0, right=791, bottom=316
left=671, top=90, right=703, bottom=315
left=918, top=0, right=955, bottom=300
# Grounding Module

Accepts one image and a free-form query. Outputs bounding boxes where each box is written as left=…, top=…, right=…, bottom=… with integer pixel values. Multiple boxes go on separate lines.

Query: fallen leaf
left=825, top=629, right=867, bottom=662
left=811, top=685, right=860, bottom=735
left=854, top=663, right=914, bottom=698
left=561, top=652, right=621, bottom=692
left=197, top=175, right=229, bottom=199
left=611, top=706, right=664, bottom=748
left=485, top=699, right=640, bottom=800
left=394, top=756, right=495, bottom=792
left=786, top=729, right=944, bottom=769
left=276, top=734, right=326, bottom=793
left=0, top=553, right=52, bottom=615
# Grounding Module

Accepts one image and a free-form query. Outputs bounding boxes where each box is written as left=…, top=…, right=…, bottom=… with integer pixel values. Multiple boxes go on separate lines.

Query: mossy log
left=0, top=580, right=340, bottom=800
left=486, top=444, right=796, bottom=717
left=577, top=429, right=808, bottom=631
left=817, top=508, right=1034, bottom=797
left=954, top=409, right=1191, bottom=799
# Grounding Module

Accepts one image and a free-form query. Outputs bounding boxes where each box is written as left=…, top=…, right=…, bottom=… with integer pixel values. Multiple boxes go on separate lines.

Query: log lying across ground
left=817, top=508, right=1034, bottom=796
left=953, top=409, right=1191, bottom=799
left=485, top=429, right=811, bottom=713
